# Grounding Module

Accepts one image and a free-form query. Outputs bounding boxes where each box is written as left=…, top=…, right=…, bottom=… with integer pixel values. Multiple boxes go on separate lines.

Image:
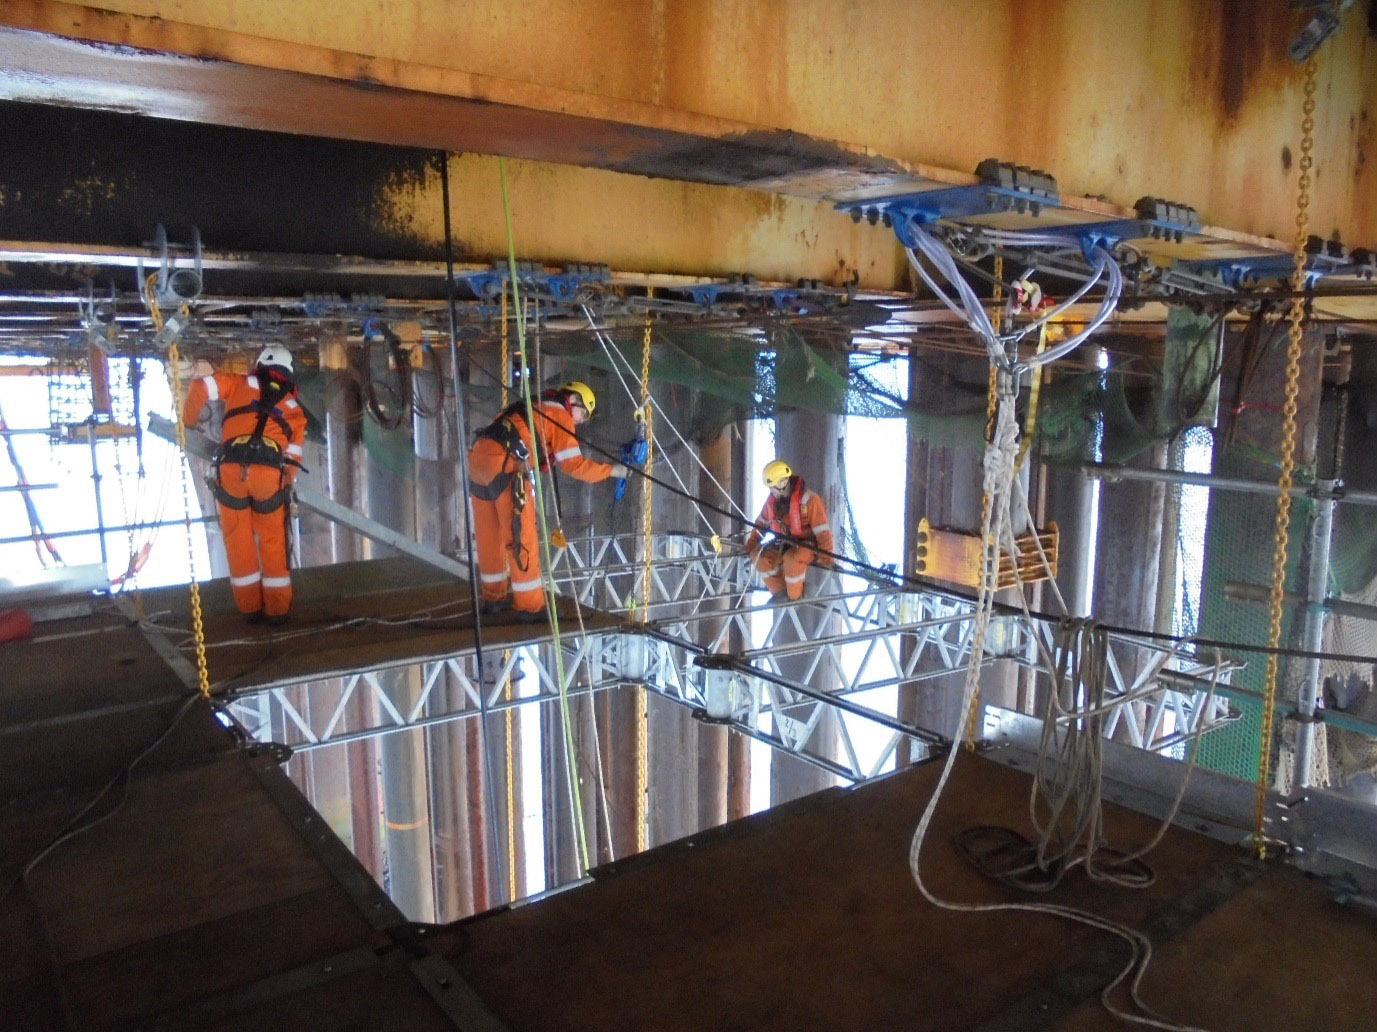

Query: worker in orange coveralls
left=745, top=459, right=835, bottom=602
left=467, top=382, right=627, bottom=621
left=181, top=346, right=306, bottom=625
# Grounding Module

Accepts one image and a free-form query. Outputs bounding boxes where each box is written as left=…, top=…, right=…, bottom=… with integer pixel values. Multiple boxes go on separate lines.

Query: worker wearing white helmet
left=181, top=345, right=306, bottom=624
left=744, top=459, right=835, bottom=602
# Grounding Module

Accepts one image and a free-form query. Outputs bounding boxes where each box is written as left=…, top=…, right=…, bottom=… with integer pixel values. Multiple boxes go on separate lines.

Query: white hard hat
left=255, top=345, right=293, bottom=375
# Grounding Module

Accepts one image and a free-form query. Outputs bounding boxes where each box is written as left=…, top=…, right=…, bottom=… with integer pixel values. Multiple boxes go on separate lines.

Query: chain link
left=160, top=322, right=212, bottom=701
left=1254, top=54, right=1318, bottom=858
left=635, top=307, right=653, bottom=852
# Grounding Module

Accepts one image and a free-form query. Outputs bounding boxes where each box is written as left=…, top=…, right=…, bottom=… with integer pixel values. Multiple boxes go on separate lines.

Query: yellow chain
left=1254, top=54, right=1317, bottom=858
left=153, top=284, right=211, bottom=701
left=964, top=257, right=1004, bottom=749
left=634, top=306, right=653, bottom=852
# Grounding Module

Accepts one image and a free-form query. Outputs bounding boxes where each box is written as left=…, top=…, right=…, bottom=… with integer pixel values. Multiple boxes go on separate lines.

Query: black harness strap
left=223, top=399, right=293, bottom=442
left=209, top=479, right=253, bottom=511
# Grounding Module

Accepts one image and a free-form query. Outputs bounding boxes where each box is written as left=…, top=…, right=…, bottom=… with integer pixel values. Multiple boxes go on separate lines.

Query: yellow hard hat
left=562, top=381, right=596, bottom=415
left=762, top=459, right=793, bottom=488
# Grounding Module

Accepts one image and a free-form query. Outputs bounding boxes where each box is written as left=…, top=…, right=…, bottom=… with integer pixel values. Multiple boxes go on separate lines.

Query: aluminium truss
left=226, top=532, right=1242, bottom=782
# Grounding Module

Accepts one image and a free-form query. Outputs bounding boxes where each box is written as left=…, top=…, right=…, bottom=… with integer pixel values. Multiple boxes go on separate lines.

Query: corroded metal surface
left=0, top=0, right=1372, bottom=250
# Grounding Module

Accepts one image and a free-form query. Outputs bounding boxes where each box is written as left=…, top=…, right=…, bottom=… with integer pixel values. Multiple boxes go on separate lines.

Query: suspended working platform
left=6, top=555, right=622, bottom=702
left=4, top=654, right=1376, bottom=1032
left=443, top=751, right=1377, bottom=1031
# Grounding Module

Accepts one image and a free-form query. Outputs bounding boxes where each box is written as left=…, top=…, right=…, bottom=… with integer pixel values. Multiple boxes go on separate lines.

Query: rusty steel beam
left=0, top=0, right=1372, bottom=252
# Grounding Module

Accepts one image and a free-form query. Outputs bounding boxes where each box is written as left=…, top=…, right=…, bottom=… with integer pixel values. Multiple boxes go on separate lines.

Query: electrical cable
left=1, top=691, right=202, bottom=1030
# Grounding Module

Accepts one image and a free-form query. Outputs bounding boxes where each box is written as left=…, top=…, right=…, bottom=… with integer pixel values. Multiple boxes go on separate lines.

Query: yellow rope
left=499, top=287, right=509, bottom=408
left=498, top=157, right=591, bottom=872
left=634, top=306, right=653, bottom=852
left=501, top=648, right=516, bottom=901
left=496, top=285, right=518, bottom=896
left=964, top=257, right=1003, bottom=749
left=1254, top=53, right=1318, bottom=858
left=146, top=274, right=211, bottom=700
left=1015, top=322, right=1048, bottom=472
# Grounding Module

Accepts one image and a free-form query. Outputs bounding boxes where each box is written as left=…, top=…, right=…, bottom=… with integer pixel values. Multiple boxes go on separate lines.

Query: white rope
left=908, top=382, right=1220, bottom=1032
left=580, top=305, right=752, bottom=526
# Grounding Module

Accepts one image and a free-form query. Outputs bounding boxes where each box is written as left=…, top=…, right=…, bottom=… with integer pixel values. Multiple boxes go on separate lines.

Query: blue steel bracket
left=544, top=263, right=611, bottom=300
left=1182, top=237, right=1353, bottom=289
left=301, top=292, right=385, bottom=319
left=837, top=160, right=1059, bottom=247
left=684, top=274, right=758, bottom=307
left=457, top=261, right=609, bottom=301
left=988, top=197, right=1204, bottom=263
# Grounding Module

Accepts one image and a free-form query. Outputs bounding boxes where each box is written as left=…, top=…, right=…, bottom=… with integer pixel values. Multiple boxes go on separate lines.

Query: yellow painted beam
left=6, top=0, right=1373, bottom=245
left=0, top=0, right=1372, bottom=289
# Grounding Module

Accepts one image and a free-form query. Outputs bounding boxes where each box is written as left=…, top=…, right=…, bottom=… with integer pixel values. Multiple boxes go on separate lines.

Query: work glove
left=610, top=464, right=630, bottom=479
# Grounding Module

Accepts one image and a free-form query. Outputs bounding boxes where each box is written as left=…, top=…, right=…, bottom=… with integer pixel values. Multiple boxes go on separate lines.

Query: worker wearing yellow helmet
left=744, top=458, right=835, bottom=602
left=468, top=379, right=627, bottom=621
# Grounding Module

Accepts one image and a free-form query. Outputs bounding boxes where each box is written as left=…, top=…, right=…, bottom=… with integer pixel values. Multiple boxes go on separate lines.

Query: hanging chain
left=150, top=274, right=212, bottom=701
left=964, top=256, right=1005, bottom=749
left=1254, top=53, right=1317, bottom=858
left=635, top=306, right=653, bottom=852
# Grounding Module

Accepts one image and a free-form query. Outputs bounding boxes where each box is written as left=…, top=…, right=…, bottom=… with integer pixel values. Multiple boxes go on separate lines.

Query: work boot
left=481, top=599, right=508, bottom=616
left=263, top=612, right=291, bottom=628
left=770, top=592, right=789, bottom=605
left=243, top=610, right=265, bottom=626
left=514, top=610, right=546, bottom=625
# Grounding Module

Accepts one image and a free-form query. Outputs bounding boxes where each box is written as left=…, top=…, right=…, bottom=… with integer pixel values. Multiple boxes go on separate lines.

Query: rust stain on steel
left=1189, top=0, right=1295, bottom=124
left=1, top=0, right=1375, bottom=248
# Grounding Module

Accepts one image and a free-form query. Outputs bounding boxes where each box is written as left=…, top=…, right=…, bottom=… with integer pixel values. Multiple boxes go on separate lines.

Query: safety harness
left=471, top=402, right=535, bottom=570
left=761, top=476, right=811, bottom=544
left=210, top=371, right=303, bottom=515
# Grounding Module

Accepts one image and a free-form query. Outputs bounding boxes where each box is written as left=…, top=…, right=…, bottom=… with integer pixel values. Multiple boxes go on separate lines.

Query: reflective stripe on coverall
left=468, top=400, right=612, bottom=613
left=745, top=482, right=835, bottom=601
left=182, top=372, right=306, bottom=616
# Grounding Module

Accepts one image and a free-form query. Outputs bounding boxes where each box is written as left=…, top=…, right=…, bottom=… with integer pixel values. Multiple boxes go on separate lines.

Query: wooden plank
left=0, top=696, right=227, bottom=800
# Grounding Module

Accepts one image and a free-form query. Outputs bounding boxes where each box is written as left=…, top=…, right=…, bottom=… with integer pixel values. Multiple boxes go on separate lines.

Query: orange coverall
left=182, top=371, right=306, bottom=617
left=745, top=479, right=835, bottom=600
left=468, top=400, right=612, bottom=613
